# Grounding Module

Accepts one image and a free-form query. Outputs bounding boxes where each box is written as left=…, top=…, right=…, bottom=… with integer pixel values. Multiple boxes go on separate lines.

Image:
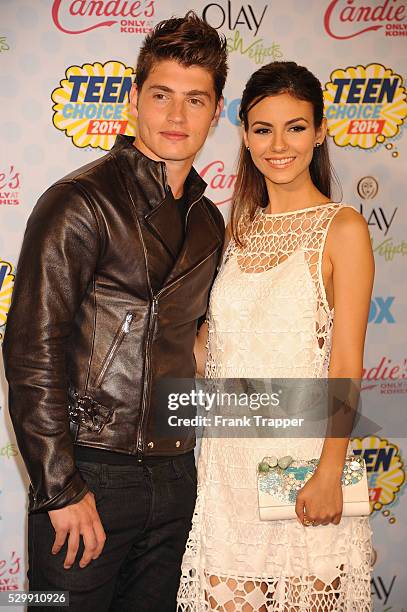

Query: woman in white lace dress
left=178, top=62, right=374, bottom=611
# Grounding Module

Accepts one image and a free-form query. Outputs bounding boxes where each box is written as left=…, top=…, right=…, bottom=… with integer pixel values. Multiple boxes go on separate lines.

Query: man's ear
left=211, top=96, right=224, bottom=128
left=129, top=84, right=139, bottom=119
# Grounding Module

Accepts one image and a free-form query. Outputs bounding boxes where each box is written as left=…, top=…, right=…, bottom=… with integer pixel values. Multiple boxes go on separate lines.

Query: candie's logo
left=199, top=160, right=237, bottom=206
left=324, top=0, right=407, bottom=40
left=352, top=436, right=406, bottom=516
left=0, top=166, right=20, bottom=206
left=52, top=61, right=136, bottom=150
left=0, top=551, right=21, bottom=591
left=52, top=0, right=155, bottom=35
left=362, top=356, right=407, bottom=394
left=0, top=260, right=15, bottom=341
left=323, top=63, right=407, bottom=149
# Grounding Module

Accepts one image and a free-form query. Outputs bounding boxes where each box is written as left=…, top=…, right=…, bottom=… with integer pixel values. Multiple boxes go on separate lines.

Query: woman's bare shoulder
left=326, top=205, right=373, bottom=271
left=328, top=205, right=369, bottom=243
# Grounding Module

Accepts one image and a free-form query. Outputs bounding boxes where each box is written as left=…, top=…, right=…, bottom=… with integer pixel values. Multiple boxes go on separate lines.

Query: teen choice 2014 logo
left=323, top=63, right=407, bottom=150
left=352, top=436, right=406, bottom=517
left=0, top=260, right=15, bottom=341
left=52, top=61, right=136, bottom=150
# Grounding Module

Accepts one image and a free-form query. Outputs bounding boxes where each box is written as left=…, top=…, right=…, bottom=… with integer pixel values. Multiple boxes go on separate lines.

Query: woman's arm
left=194, top=222, right=232, bottom=377
left=318, top=207, right=374, bottom=473
left=295, top=207, right=374, bottom=526
left=194, top=321, right=209, bottom=377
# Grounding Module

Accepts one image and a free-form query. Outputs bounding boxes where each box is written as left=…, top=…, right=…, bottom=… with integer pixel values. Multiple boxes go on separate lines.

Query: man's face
left=130, top=59, right=223, bottom=165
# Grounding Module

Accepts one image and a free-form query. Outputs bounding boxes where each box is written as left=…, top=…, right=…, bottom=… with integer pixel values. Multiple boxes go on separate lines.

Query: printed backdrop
left=1, top=0, right=406, bottom=609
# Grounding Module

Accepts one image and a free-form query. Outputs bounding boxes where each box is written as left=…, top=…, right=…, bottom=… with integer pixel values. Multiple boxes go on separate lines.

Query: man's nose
left=167, top=99, right=186, bottom=123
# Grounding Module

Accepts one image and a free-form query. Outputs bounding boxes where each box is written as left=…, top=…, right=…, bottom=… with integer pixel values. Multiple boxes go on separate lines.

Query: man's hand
left=48, top=492, right=106, bottom=569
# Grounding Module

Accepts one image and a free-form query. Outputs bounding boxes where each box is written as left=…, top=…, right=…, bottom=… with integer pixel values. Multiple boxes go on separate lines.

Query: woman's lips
left=265, top=156, right=296, bottom=169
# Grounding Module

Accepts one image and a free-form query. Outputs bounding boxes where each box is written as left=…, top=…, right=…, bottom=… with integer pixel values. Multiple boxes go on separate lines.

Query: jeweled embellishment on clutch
left=258, top=456, right=365, bottom=504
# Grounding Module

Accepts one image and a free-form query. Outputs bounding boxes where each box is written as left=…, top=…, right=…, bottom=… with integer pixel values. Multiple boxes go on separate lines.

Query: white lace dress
left=178, top=203, right=372, bottom=611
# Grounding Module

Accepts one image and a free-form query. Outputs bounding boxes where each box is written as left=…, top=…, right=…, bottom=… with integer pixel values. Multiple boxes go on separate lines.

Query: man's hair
left=135, top=11, right=228, bottom=103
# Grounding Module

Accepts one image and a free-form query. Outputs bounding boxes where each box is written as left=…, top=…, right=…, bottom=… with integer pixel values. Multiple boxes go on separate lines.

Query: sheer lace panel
left=205, top=204, right=354, bottom=379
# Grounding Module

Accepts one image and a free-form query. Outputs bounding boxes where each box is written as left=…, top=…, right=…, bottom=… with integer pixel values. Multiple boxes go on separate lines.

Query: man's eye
left=189, top=98, right=204, bottom=106
left=154, top=93, right=167, bottom=100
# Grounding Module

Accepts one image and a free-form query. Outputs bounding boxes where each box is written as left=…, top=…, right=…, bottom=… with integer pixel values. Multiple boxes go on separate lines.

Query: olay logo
left=199, top=161, right=236, bottom=206
left=324, top=0, right=406, bottom=40
left=202, top=2, right=268, bottom=36
left=52, top=0, right=155, bottom=35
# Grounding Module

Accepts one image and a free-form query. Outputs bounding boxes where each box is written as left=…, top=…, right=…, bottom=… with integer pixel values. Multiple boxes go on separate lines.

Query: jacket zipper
left=94, top=312, right=134, bottom=387
left=135, top=193, right=203, bottom=457
left=136, top=241, right=219, bottom=457
left=136, top=298, right=158, bottom=455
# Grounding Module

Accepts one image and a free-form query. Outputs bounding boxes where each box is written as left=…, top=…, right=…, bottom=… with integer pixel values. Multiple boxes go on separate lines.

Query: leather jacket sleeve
left=2, top=180, right=101, bottom=512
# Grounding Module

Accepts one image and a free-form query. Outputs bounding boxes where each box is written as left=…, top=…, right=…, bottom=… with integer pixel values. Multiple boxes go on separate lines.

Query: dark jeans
left=28, top=453, right=197, bottom=612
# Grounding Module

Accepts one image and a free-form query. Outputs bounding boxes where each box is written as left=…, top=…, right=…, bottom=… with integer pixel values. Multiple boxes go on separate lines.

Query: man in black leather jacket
left=3, top=12, right=227, bottom=611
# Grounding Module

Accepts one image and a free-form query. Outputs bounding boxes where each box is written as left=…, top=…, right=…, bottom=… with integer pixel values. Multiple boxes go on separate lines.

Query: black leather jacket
left=3, top=135, right=224, bottom=512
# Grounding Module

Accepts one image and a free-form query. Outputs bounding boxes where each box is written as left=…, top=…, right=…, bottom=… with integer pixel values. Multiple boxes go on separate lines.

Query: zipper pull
left=152, top=299, right=158, bottom=316
left=123, top=313, right=133, bottom=333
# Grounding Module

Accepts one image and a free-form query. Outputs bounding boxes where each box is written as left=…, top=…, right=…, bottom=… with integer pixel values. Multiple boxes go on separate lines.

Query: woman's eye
left=290, top=125, right=306, bottom=132
left=254, top=128, right=270, bottom=134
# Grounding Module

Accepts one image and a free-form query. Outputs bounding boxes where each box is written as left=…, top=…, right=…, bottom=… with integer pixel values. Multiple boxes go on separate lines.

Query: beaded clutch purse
left=257, top=454, right=370, bottom=520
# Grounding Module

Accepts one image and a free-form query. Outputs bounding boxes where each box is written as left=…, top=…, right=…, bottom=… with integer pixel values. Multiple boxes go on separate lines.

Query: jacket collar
left=111, top=134, right=207, bottom=209
left=112, top=134, right=223, bottom=294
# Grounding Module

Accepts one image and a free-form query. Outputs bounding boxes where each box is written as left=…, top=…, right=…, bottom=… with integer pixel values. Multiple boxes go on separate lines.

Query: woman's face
left=244, top=92, right=326, bottom=190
